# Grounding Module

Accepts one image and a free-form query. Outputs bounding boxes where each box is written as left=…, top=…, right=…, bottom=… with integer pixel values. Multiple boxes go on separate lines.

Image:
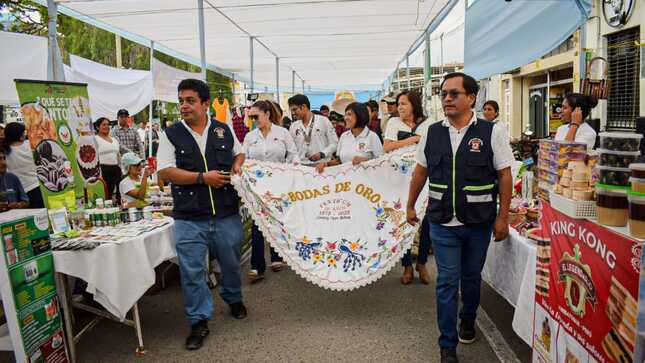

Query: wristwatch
left=196, top=172, right=204, bottom=185
left=319, top=152, right=326, bottom=159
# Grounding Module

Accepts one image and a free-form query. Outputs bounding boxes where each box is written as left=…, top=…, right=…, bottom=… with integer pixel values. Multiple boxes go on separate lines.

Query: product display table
left=52, top=218, right=176, bottom=362
left=482, top=227, right=537, bottom=345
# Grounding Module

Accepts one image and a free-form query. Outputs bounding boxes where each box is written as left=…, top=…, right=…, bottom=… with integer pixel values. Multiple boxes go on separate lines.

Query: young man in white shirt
left=406, top=73, right=513, bottom=363
left=288, top=94, right=338, bottom=166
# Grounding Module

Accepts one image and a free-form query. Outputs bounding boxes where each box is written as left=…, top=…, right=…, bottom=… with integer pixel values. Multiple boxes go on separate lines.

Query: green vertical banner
left=14, top=80, right=101, bottom=209
left=0, top=210, right=69, bottom=363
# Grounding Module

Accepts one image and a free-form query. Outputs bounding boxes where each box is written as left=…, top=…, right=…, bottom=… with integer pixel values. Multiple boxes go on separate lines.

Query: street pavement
left=2, top=254, right=531, bottom=362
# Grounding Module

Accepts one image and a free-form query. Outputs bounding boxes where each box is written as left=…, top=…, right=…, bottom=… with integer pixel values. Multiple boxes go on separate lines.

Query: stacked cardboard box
left=537, top=140, right=587, bottom=201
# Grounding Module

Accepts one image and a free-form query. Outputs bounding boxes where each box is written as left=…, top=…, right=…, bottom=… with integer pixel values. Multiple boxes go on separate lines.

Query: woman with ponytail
left=555, top=93, right=598, bottom=150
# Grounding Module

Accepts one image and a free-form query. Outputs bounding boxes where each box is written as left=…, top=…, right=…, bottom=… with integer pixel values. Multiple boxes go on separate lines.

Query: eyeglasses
left=248, top=114, right=259, bottom=121
left=441, top=90, right=467, bottom=99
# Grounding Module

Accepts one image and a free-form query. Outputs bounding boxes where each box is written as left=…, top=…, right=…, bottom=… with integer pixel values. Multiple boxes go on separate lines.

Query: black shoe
left=229, top=302, right=247, bottom=320
left=185, top=320, right=209, bottom=350
left=440, top=347, right=459, bottom=363
left=458, top=319, right=476, bottom=344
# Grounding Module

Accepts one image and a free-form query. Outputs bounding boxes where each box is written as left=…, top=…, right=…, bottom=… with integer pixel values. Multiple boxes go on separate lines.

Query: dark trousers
left=402, top=215, right=431, bottom=266
left=250, top=224, right=282, bottom=274
left=27, top=188, right=44, bottom=209
left=430, top=223, right=492, bottom=348
left=100, top=164, right=122, bottom=201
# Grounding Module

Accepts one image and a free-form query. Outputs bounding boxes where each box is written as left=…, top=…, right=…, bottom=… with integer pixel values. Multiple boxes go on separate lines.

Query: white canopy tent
left=64, top=55, right=154, bottom=121
left=37, top=0, right=458, bottom=92
left=0, top=31, right=48, bottom=105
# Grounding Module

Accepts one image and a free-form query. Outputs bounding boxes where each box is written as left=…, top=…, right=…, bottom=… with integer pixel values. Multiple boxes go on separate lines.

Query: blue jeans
left=402, top=215, right=431, bottom=266
left=430, top=222, right=492, bottom=348
left=250, top=224, right=282, bottom=273
left=175, top=214, right=243, bottom=327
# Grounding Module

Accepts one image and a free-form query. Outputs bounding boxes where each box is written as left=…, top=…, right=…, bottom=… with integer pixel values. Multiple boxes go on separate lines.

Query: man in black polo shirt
left=406, top=73, right=513, bottom=363
left=157, top=79, right=247, bottom=351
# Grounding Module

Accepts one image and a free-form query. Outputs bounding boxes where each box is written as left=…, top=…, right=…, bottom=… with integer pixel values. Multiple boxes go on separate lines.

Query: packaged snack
left=596, top=165, right=631, bottom=186
left=598, top=149, right=640, bottom=168
left=599, top=132, right=643, bottom=152
left=628, top=192, right=645, bottom=238
left=630, top=177, right=645, bottom=193
left=630, top=163, right=645, bottom=179
left=596, top=185, right=628, bottom=227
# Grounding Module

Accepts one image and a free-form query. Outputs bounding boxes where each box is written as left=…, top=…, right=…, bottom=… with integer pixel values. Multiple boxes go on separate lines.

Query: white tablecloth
left=482, top=228, right=536, bottom=345
left=52, top=218, right=176, bottom=320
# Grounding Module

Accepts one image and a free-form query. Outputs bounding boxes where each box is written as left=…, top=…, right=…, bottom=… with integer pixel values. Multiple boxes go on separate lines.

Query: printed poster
left=0, top=210, right=69, bottom=363
left=14, top=79, right=101, bottom=209
left=532, top=202, right=641, bottom=363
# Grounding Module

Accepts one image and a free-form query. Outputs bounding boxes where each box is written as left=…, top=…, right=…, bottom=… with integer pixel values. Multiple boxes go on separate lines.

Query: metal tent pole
left=232, top=72, right=236, bottom=103
left=148, top=41, right=154, bottom=159
left=47, top=0, right=65, bottom=81
left=301, top=80, right=305, bottom=93
left=292, top=70, right=295, bottom=94
left=440, top=33, right=444, bottom=77
left=406, top=55, right=411, bottom=90
left=424, top=31, right=431, bottom=98
left=198, top=0, right=207, bottom=82
left=275, top=57, right=280, bottom=101
left=250, top=36, right=255, bottom=93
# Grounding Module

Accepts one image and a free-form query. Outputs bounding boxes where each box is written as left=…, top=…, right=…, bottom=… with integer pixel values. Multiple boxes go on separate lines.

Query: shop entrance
left=529, top=87, right=547, bottom=138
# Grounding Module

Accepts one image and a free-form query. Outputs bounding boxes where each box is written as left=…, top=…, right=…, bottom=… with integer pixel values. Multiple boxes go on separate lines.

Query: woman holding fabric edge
left=238, top=100, right=298, bottom=283
left=383, top=90, right=433, bottom=285
left=94, top=117, right=121, bottom=201
left=315, top=102, right=383, bottom=173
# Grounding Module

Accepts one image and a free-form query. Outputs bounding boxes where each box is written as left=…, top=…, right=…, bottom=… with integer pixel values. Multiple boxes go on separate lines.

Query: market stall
left=52, top=217, right=175, bottom=362
left=495, top=134, right=645, bottom=362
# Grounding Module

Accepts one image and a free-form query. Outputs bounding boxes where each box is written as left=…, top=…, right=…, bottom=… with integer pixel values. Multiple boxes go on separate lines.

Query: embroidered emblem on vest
left=215, top=127, right=225, bottom=138
left=468, top=138, right=483, bottom=152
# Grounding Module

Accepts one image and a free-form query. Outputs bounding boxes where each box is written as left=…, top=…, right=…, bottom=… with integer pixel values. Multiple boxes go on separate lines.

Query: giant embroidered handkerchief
left=232, top=146, right=428, bottom=290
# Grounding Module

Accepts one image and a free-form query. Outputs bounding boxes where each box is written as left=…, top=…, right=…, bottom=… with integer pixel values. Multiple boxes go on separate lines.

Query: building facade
left=484, top=0, right=643, bottom=140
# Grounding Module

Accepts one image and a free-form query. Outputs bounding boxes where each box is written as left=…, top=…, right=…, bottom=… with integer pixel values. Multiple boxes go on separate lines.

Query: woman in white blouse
left=316, top=102, right=383, bottom=173
left=383, top=90, right=432, bottom=285
left=3, top=122, right=43, bottom=208
left=554, top=93, right=598, bottom=151
left=94, top=117, right=121, bottom=201
left=240, top=100, right=298, bottom=283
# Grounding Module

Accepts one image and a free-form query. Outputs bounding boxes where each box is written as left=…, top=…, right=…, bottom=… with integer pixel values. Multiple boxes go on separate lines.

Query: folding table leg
left=55, top=273, right=76, bottom=363
left=132, top=302, right=146, bottom=355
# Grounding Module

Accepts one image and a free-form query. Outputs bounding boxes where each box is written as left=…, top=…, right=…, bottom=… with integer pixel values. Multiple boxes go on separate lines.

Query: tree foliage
left=2, top=0, right=234, bottom=121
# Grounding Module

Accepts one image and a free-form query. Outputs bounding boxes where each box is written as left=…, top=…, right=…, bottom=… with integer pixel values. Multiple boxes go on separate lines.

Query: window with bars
left=606, top=27, right=640, bottom=130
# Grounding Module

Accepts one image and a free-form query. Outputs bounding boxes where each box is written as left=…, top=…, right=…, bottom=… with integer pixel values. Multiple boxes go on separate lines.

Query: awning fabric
left=64, top=55, right=153, bottom=121
left=464, top=0, right=591, bottom=80
left=0, top=31, right=48, bottom=105
left=42, top=0, right=455, bottom=91
left=152, top=58, right=201, bottom=103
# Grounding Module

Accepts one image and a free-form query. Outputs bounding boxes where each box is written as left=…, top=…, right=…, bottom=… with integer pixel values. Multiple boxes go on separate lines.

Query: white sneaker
left=247, top=269, right=264, bottom=283
left=271, top=262, right=285, bottom=272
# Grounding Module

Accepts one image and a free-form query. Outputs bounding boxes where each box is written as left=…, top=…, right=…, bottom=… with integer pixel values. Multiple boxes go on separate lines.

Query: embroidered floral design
left=391, top=151, right=416, bottom=175
left=294, top=236, right=366, bottom=272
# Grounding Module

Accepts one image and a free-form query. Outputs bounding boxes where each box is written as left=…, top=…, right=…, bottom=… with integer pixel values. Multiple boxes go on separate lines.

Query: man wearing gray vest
left=406, top=73, right=513, bottom=363
left=158, top=79, right=247, bottom=351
